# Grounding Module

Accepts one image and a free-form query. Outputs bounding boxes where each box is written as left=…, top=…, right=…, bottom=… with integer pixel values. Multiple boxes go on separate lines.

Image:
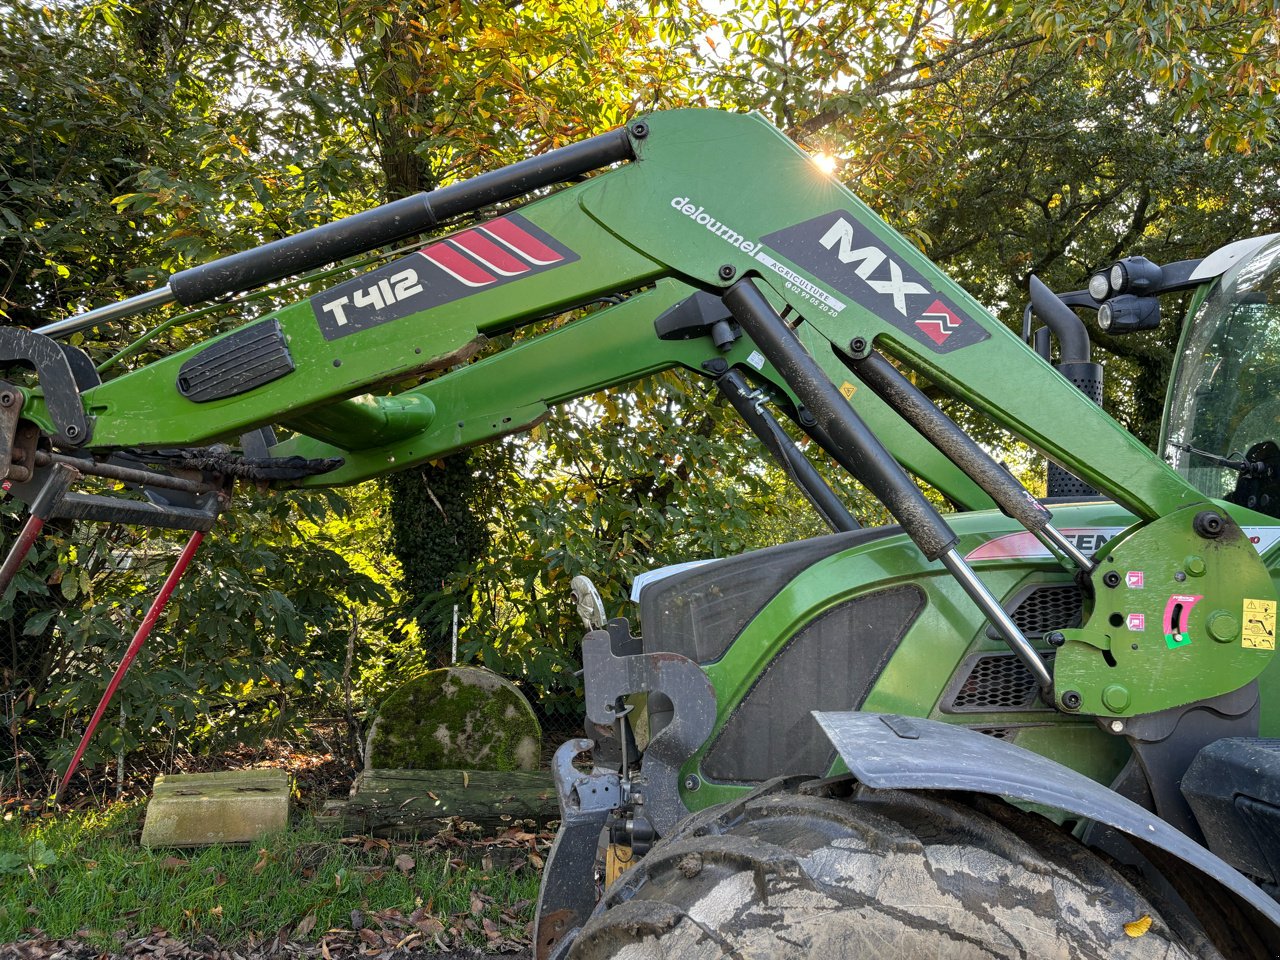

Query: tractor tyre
left=569, top=776, right=1223, bottom=960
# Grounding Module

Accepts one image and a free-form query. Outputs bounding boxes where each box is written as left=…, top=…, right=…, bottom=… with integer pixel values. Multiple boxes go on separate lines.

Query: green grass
left=0, top=802, right=542, bottom=948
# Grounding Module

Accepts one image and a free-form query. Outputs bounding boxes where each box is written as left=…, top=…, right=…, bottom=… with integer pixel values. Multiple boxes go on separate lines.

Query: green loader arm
left=4, top=108, right=1273, bottom=721
left=268, top=277, right=992, bottom=510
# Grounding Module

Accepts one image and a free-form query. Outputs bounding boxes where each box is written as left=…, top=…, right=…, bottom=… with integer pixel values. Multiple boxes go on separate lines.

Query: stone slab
left=142, top=769, right=290, bottom=848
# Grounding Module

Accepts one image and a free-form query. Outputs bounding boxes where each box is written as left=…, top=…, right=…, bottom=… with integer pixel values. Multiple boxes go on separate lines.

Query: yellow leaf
left=1124, top=914, right=1152, bottom=937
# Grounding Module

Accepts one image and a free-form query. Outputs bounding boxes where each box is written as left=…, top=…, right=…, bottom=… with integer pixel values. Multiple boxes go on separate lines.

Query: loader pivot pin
left=57, top=529, right=206, bottom=802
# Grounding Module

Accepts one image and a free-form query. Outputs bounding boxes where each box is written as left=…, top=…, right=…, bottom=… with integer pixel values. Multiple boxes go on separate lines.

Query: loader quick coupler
left=0, top=327, right=95, bottom=449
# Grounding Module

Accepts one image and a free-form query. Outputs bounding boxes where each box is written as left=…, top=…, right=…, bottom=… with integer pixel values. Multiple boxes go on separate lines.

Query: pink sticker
left=1127, top=613, right=1145, bottom=631
left=1126, top=571, right=1144, bottom=589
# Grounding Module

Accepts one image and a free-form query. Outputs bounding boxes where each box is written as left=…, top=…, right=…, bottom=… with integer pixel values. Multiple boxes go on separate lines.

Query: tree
left=663, top=0, right=1280, bottom=153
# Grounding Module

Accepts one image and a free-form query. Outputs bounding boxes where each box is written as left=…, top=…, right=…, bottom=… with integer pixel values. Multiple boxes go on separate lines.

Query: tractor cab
left=1164, top=234, right=1280, bottom=517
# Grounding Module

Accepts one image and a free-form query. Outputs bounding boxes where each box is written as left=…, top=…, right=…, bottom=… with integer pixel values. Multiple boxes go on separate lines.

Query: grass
left=0, top=801, right=543, bottom=949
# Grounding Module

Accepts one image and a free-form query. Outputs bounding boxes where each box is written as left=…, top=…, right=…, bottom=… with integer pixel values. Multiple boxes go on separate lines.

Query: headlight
left=1089, top=272, right=1111, bottom=301
left=1096, top=295, right=1160, bottom=333
left=1108, top=256, right=1163, bottom=296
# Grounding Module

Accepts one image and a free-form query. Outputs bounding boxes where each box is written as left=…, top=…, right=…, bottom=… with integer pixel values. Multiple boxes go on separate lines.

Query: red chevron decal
left=449, top=231, right=531, bottom=277
left=482, top=218, right=565, bottom=265
left=419, top=242, right=497, bottom=287
left=916, top=299, right=962, bottom=345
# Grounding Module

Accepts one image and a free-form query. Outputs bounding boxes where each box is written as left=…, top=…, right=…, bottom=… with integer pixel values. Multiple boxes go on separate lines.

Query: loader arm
left=271, top=278, right=991, bottom=510
left=16, top=110, right=1184, bottom=515
left=4, top=108, right=1273, bottom=722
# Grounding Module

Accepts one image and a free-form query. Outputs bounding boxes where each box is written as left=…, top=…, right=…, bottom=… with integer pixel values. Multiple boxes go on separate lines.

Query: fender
left=816, top=711, right=1280, bottom=942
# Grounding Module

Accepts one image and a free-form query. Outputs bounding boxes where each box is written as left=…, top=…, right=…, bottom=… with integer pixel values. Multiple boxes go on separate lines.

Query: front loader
left=6, top=108, right=1280, bottom=958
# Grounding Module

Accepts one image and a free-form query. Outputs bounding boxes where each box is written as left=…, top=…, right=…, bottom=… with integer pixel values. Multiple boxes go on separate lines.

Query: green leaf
left=23, top=608, right=56, bottom=636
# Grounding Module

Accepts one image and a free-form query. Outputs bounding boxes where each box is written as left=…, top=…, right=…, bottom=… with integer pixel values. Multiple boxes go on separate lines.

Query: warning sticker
left=839, top=381, right=857, bottom=400
left=1242, top=598, right=1276, bottom=650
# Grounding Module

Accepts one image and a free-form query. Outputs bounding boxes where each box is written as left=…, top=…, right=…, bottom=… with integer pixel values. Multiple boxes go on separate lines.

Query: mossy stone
left=365, top=666, right=541, bottom=771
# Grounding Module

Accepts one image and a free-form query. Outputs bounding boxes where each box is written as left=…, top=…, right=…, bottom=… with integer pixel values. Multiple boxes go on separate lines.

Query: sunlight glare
left=811, top=152, right=838, bottom=176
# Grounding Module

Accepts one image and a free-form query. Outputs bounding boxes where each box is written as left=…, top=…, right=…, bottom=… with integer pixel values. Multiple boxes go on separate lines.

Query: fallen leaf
left=358, top=927, right=381, bottom=946
left=1124, top=914, right=1152, bottom=937
left=413, top=916, right=444, bottom=935
left=251, top=849, right=270, bottom=875
left=296, top=913, right=317, bottom=938
left=321, top=938, right=332, bottom=959
left=470, top=893, right=483, bottom=917
left=462, top=771, right=470, bottom=788
left=482, top=917, right=500, bottom=940
left=394, top=854, right=415, bottom=875
left=210, top=905, right=223, bottom=919
left=159, top=856, right=187, bottom=870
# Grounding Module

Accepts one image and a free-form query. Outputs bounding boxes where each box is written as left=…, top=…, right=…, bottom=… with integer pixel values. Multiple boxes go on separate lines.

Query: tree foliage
left=2, top=0, right=1280, bottom=779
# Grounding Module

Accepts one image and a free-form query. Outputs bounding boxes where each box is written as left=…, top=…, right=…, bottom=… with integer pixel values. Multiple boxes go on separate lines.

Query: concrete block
left=141, top=769, right=290, bottom=848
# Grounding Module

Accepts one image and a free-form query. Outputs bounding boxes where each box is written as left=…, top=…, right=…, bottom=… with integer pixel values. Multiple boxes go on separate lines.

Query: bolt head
left=1102, top=683, right=1131, bottom=712
left=1109, top=720, right=1125, bottom=733
left=718, top=264, right=736, bottom=281
left=1193, top=510, right=1224, bottom=538
left=1207, top=610, right=1239, bottom=643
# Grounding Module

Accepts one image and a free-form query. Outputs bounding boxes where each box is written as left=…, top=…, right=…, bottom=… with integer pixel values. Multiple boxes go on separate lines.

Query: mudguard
left=816, top=711, right=1280, bottom=939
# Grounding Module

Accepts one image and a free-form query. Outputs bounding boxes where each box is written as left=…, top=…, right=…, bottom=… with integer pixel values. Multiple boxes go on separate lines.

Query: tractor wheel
left=569, top=776, right=1222, bottom=960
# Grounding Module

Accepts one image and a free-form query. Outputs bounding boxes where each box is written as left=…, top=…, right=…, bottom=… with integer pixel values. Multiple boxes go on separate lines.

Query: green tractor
left=6, top=109, right=1280, bottom=957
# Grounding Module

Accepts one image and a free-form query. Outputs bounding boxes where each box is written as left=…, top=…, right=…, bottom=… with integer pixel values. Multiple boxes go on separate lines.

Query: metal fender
left=815, top=711, right=1280, bottom=937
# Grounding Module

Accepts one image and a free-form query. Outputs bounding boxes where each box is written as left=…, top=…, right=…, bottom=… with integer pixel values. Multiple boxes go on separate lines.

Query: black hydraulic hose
left=713, top=366, right=859, bottom=533
left=723, top=279, right=957, bottom=561
left=840, top=349, right=1053, bottom=534
left=167, top=126, right=637, bottom=306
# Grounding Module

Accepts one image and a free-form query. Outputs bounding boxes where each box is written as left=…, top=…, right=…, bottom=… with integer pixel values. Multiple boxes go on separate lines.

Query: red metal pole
left=0, top=514, right=45, bottom=597
left=57, top=530, right=206, bottom=802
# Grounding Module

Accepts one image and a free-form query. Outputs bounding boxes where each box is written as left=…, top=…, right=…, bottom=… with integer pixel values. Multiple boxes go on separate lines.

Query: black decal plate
left=311, top=213, right=579, bottom=341
left=177, top=318, right=294, bottom=402
left=761, top=212, right=990, bottom=353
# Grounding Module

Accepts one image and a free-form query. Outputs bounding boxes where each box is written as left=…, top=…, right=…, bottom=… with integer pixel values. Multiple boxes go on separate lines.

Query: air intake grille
left=1012, top=584, right=1083, bottom=635
left=987, top=583, right=1083, bottom=641
left=942, top=651, right=1055, bottom=713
